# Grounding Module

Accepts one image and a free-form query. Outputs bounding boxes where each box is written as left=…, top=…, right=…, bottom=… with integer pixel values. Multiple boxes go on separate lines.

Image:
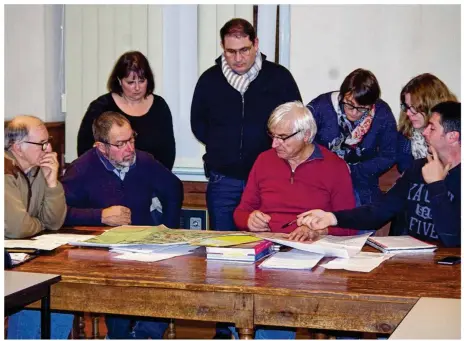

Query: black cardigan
left=77, top=93, right=176, bottom=170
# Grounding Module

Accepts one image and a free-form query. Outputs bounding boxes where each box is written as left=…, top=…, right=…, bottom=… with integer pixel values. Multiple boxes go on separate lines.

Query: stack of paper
left=367, top=236, right=437, bottom=254
left=206, top=240, right=277, bottom=262
left=259, top=249, right=323, bottom=270
left=262, top=232, right=372, bottom=258
left=321, top=252, right=394, bottom=272
left=111, top=244, right=199, bottom=262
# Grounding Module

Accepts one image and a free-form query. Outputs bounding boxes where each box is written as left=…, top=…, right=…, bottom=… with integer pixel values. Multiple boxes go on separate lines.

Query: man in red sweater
left=233, top=101, right=358, bottom=241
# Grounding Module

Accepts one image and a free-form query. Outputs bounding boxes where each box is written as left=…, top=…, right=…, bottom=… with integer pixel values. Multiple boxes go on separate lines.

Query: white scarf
left=221, top=51, right=262, bottom=94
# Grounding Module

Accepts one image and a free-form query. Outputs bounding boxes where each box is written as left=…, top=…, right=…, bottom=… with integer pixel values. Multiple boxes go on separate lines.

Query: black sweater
left=77, top=93, right=176, bottom=170
left=334, top=159, right=461, bottom=247
left=190, top=54, right=302, bottom=180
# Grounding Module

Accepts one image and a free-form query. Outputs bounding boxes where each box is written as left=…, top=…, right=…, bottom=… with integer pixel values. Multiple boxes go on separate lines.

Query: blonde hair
left=398, top=73, right=457, bottom=138
left=268, top=101, right=317, bottom=144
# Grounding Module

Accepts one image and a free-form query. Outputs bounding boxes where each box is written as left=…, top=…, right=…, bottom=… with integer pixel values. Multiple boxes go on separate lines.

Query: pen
left=281, top=219, right=297, bottom=229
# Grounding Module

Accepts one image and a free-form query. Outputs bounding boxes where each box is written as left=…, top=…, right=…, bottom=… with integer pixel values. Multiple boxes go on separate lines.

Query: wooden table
left=5, top=271, right=62, bottom=339
left=13, top=227, right=461, bottom=339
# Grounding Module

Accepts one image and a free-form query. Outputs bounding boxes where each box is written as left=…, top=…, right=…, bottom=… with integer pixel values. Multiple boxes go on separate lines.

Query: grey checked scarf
left=221, top=51, right=262, bottom=94
left=411, top=129, right=428, bottom=159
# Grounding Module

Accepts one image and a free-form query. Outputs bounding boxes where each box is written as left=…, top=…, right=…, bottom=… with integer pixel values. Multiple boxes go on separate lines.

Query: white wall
left=5, top=4, right=64, bottom=122
left=63, top=5, right=253, bottom=181
left=290, top=5, right=461, bottom=120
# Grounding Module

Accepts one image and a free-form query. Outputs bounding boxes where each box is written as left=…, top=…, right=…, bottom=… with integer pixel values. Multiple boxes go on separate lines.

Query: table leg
left=40, top=288, right=51, bottom=339
left=167, top=319, right=176, bottom=339
left=237, top=328, right=254, bottom=339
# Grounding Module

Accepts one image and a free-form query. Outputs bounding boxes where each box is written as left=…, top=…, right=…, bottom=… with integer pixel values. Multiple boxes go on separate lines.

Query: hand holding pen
left=247, top=210, right=271, bottom=232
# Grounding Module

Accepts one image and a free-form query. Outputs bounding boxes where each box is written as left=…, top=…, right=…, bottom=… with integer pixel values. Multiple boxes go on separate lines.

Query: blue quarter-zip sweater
left=191, top=53, right=302, bottom=180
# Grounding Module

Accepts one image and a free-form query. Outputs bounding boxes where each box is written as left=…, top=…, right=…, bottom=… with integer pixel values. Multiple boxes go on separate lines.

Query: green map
left=83, top=225, right=231, bottom=245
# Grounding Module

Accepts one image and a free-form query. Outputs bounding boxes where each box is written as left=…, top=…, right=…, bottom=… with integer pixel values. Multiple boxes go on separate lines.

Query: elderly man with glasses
left=61, top=110, right=183, bottom=339
left=234, top=101, right=357, bottom=240
left=232, top=101, right=358, bottom=339
left=4, top=115, right=66, bottom=239
left=4, top=115, right=73, bottom=339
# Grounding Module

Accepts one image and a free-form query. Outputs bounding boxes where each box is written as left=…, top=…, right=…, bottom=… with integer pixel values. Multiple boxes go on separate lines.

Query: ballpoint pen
left=281, top=219, right=297, bottom=229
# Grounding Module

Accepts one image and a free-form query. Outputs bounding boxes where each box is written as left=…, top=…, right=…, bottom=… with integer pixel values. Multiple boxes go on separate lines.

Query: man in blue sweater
left=190, top=18, right=301, bottom=339
left=61, top=111, right=183, bottom=339
left=296, top=101, right=461, bottom=247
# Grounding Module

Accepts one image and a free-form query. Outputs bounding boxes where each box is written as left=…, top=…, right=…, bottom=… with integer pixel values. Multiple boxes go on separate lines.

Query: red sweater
left=234, top=144, right=357, bottom=235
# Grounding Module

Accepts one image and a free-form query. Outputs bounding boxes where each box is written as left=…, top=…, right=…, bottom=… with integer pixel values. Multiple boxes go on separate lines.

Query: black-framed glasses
left=341, top=101, right=372, bottom=115
left=100, top=132, right=137, bottom=149
left=400, top=102, right=419, bottom=115
left=224, top=45, right=253, bottom=57
left=267, top=130, right=302, bottom=142
left=23, top=137, right=53, bottom=151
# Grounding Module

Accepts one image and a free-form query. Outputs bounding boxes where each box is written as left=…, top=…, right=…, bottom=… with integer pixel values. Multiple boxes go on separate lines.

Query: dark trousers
left=105, top=315, right=169, bottom=339
left=206, top=170, right=246, bottom=336
left=206, top=170, right=246, bottom=232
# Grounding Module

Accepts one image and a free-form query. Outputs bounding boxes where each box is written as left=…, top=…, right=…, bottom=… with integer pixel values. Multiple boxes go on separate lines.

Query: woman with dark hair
left=397, top=73, right=457, bottom=173
left=307, top=68, right=397, bottom=206
left=77, top=50, right=176, bottom=170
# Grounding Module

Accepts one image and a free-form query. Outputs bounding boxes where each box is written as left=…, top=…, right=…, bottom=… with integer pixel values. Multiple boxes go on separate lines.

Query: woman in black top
left=77, top=51, right=176, bottom=170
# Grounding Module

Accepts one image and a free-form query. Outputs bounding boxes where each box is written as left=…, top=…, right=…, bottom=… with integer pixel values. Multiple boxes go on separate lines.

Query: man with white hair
left=232, top=101, right=358, bottom=339
left=234, top=101, right=358, bottom=241
left=5, top=115, right=72, bottom=339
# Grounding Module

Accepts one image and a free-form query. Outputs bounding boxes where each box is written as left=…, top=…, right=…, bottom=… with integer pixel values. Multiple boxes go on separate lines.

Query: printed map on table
left=70, top=225, right=233, bottom=247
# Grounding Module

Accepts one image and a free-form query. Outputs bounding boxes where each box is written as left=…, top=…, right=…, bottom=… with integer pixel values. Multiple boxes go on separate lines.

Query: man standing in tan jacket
left=4, top=115, right=66, bottom=239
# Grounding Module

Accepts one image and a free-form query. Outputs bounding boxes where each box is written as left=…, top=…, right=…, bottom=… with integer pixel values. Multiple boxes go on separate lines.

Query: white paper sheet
left=263, top=233, right=372, bottom=258
left=113, top=245, right=199, bottom=262
left=10, top=253, right=32, bottom=265
left=5, top=234, right=94, bottom=251
left=259, top=249, right=324, bottom=270
left=321, top=251, right=394, bottom=272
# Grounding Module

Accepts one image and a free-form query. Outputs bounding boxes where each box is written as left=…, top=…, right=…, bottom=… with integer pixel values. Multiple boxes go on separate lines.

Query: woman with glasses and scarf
left=397, top=73, right=457, bottom=173
left=306, top=68, right=397, bottom=206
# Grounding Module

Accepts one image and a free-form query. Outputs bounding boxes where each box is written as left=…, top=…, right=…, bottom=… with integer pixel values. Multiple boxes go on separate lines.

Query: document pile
left=111, top=244, right=199, bottom=262
left=259, top=249, right=323, bottom=270
left=206, top=239, right=278, bottom=263
left=261, top=232, right=372, bottom=258
left=366, top=236, right=437, bottom=254
left=70, top=225, right=222, bottom=247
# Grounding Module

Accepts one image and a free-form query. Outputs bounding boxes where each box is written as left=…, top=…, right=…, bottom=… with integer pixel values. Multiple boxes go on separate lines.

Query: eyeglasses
left=341, top=101, right=372, bottom=115
left=23, top=137, right=53, bottom=151
left=100, top=132, right=137, bottom=149
left=400, top=102, right=419, bottom=115
left=267, top=130, right=302, bottom=142
left=224, top=45, right=253, bottom=58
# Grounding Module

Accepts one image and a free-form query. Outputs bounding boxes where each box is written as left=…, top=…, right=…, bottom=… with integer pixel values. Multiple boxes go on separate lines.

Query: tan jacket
left=4, top=152, right=66, bottom=238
